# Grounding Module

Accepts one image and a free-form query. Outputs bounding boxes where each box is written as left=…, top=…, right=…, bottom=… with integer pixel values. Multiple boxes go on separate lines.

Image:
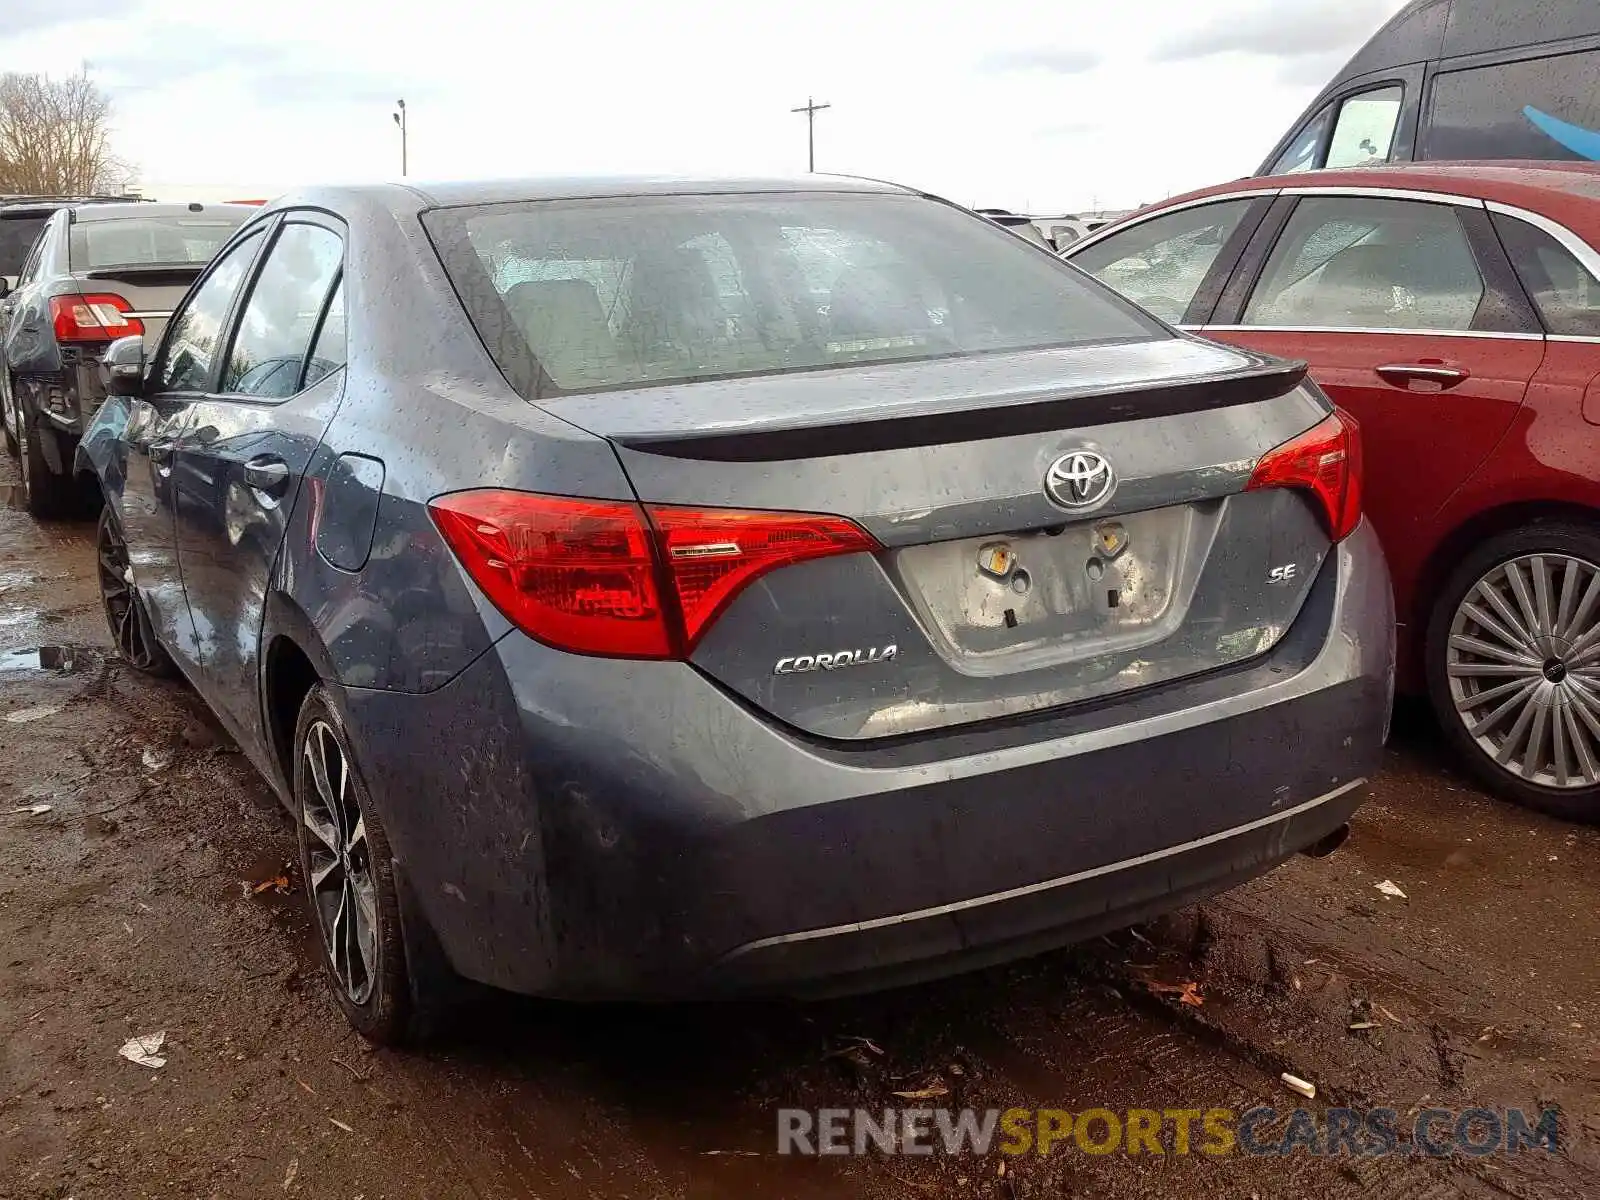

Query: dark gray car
left=1, top=201, right=250, bottom=514
left=76, top=177, right=1394, bottom=1044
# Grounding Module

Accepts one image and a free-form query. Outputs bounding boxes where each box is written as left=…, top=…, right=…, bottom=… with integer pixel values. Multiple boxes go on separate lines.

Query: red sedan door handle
left=1375, top=362, right=1470, bottom=390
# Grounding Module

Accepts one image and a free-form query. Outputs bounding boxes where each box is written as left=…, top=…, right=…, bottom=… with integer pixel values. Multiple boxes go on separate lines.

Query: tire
left=96, top=508, right=177, bottom=677
left=1426, top=521, right=1600, bottom=822
left=15, top=384, right=74, bottom=518
left=293, top=684, right=415, bottom=1044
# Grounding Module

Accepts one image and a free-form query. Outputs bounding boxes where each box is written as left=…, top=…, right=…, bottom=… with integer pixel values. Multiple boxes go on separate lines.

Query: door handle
left=243, top=456, right=290, bottom=497
left=1376, top=362, right=1470, bottom=390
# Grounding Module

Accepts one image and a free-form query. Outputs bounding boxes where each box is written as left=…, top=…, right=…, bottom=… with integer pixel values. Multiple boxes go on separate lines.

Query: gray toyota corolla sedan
left=76, top=176, right=1393, bottom=1043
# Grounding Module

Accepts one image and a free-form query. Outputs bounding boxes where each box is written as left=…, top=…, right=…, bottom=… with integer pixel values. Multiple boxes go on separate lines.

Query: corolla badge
left=774, top=645, right=897, bottom=675
left=1044, top=450, right=1115, bottom=510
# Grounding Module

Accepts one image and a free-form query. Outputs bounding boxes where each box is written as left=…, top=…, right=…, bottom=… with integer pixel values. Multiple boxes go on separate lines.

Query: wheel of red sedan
left=95, top=508, right=176, bottom=677
left=1429, top=524, right=1600, bottom=821
left=292, top=684, right=412, bottom=1043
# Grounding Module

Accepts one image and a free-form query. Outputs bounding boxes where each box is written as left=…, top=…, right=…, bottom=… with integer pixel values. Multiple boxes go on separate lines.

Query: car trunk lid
left=543, top=337, right=1340, bottom=740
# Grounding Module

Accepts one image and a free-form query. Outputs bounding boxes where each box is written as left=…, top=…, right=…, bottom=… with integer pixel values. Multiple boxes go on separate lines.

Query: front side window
left=1270, top=105, right=1334, bottom=175
left=1243, top=197, right=1485, bottom=331
left=1492, top=212, right=1600, bottom=337
left=222, top=223, right=343, bottom=398
left=69, top=216, right=246, bottom=270
left=1070, top=198, right=1256, bottom=324
left=425, top=192, right=1162, bottom=396
left=153, top=229, right=263, bottom=393
left=1425, top=50, right=1600, bottom=161
left=1326, top=86, right=1403, bottom=169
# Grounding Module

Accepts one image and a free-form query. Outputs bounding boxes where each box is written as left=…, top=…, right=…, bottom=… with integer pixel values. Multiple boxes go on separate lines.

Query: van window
left=1491, top=212, right=1600, bottom=337
left=1270, top=105, right=1333, bottom=174
left=1326, top=87, right=1403, bottom=169
left=1425, top=50, right=1600, bottom=161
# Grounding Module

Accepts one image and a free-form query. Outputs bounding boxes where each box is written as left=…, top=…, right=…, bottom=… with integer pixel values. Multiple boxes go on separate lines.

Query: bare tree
left=0, top=72, right=132, bottom=196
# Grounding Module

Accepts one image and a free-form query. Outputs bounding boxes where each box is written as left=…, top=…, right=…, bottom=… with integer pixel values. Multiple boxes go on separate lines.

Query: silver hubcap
left=1447, top=552, right=1600, bottom=789
left=302, top=721, right=379, bottom=1004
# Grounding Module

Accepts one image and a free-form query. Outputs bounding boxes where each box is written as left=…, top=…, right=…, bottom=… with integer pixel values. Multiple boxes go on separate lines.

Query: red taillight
left=1246, top=408, right=1363, bottom=542
left=429, top=490, right=879, bottom=659
left=49, top=293, right=144, bottom=342
left=650, top=506, right=879, bottom=648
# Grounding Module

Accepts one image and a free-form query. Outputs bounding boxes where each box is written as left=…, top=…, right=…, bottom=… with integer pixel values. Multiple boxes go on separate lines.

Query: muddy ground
left=2, top=451, right=1598, bottom=1199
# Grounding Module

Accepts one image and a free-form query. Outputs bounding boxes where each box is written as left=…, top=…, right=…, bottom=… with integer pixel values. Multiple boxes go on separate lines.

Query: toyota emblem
left=1044, top=450, right=1115, bottom=510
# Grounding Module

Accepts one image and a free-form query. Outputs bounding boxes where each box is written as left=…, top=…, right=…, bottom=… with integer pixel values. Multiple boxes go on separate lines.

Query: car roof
left=67, top=201, right=256, bottom=222
left=1129, top=162, right=1600, bottom=224
left=266, top=174, right=913, bottom=217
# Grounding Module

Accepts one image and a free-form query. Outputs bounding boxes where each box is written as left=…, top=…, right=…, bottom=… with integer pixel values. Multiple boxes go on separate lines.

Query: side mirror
left=102, top=335, right=147, bottom=397
left=0, top=278, right=11, bottom=300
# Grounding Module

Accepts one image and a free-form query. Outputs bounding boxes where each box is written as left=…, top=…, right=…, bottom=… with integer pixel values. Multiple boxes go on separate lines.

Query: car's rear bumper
left=14, top=363, right=99, bottom=473
left=342, top=519, right=1394, bottom=1000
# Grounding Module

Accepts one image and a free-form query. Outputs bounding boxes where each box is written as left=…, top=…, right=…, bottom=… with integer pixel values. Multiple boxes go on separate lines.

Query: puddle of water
left=0, top=645, right=81, bottom=673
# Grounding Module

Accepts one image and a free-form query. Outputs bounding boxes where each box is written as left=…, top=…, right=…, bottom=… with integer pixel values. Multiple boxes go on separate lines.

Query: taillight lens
left=49, top=293, right=144, bottom=342
left=650, top=506, right=879, bottom=648
left=1246, top=408, right=1363, bottom=542
left=428, top=490, right=878, bottom=659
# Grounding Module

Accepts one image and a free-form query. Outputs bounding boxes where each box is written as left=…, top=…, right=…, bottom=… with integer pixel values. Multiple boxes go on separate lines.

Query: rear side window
left=153, top=229, right=263, bottom=393
left=69, top=217, right=243, bottom=270
left=1070, top=199, right=1255, bottom=324
left=425, top=192, right=1162, bottom=396
left=0, top=214, right=48, bottom=277
left=1492, top=212, right=1600, bottom=337
left=222, top=223, right=343, bottom=398
left=304, top=279, right=347, bottom=389
left=1244, top=197, right=1484, bottom=331
left=1425, top=51, right=1600, bottom=161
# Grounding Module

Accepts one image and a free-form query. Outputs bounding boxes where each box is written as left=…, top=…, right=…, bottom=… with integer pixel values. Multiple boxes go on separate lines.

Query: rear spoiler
left=82, top=265, right=204, bottom=288
left=607, top=358, right=1310, bottom=462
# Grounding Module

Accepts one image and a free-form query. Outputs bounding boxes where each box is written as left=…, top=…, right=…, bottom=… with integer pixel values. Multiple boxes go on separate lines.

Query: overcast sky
left=6, top=0, right=1411, bottom=212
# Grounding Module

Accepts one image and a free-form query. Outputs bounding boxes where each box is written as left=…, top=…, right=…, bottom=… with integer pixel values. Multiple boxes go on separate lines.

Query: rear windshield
left=69, top=215, right=244, bottom=271
left=424, top=192, right=1163, bottom=396
left=0, top=214, right=47, bottom=275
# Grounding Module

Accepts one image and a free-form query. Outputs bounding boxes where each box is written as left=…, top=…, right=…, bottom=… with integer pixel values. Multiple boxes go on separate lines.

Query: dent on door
left=173, top=373, right=348, bottom=747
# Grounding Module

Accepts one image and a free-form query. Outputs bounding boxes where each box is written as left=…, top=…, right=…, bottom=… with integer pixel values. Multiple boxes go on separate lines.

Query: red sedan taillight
left=49, top=293, right=144, bottom=342
left=428, top=490, right=879, bottom=659
left=1245, top=408, right=1363, bottom=542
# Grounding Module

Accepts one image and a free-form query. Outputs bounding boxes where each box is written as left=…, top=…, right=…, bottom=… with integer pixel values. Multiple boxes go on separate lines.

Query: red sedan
left=1067, top=162, right=1600, bottom=821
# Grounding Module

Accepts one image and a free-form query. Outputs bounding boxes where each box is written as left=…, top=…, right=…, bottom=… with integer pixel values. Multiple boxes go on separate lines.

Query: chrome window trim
left=1551, top=335, right=1600, bottom=345
left=1065, top=184, right=1490, bottom=260
left=1063, top=191, right=1281, bottom=256
left=1485, top=200, right=1600, bottom=289
left=1200, top=324, right=1544, bottom=341
left=1277, top=185, right=1485, bottom=209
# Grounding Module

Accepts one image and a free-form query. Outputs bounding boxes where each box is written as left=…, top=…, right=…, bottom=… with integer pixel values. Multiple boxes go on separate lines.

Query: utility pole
left=392, top=99, right=408, bottom=177
left=790, top=97, right=831, bottom=172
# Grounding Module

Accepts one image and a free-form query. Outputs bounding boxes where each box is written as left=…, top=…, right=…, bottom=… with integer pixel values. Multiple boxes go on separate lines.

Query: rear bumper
left=718, top=778, right=1364, bottom=996
left=342, top=519, right=1394, bottom=999
left=14, top=366, right=96, bottom=474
